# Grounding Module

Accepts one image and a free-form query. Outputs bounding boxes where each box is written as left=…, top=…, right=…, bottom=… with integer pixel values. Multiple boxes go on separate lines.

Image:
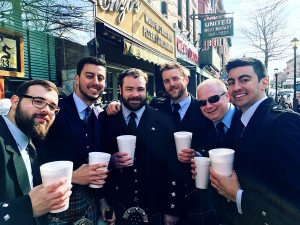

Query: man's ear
left=10, top=95, right=19, bottom=110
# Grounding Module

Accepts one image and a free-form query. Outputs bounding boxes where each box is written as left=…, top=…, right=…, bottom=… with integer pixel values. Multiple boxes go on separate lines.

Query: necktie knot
left=172, top=103, right=181, bottom=127
left=216, top=122, right=225, bottom=142
left=128, top=112, right=137, bottom=133
left=172, top=103, right=181, bottom=112
left=84, top=105, right=93, bottom=124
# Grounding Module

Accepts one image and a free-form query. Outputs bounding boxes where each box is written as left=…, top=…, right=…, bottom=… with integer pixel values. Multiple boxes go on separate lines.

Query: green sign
left=201, top=17, right=234, bottom=40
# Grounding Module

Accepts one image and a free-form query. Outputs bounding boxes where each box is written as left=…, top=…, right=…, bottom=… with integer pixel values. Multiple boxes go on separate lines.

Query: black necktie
left=128, top=112, right=137, bottom=133
left=172, top=103, right=181, bottom=127
left=27, top=141, right=41, bottom=186
left=216, top=122, right=225, bottom=142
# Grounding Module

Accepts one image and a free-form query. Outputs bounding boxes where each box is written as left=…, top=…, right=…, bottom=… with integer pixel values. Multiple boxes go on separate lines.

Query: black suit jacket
left=203, top=106, right=242, bottom=224
left=0, top=116, right=43, bottom=225
left=150, top=95, right=211, bottom=153
left=232, top=98, right=300, bottom=225
left=101, top=105, right=182, bottom=218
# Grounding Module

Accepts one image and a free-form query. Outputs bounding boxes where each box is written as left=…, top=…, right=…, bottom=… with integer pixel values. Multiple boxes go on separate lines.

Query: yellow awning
left=123, top=41, right=174, bottom=65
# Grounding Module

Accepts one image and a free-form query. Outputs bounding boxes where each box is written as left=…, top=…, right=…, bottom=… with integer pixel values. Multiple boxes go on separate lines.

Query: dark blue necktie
left=128, top=112, right=137, bottom=133
left=172, top=103, right=181, bottom=127
left=216, top=122, right=225, bottom=142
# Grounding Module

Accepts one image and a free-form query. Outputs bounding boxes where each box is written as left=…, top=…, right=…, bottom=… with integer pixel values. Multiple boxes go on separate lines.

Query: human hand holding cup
left=88, top=152, right=111, bottom=188
left=40, top=161, right=73, bottom=213
left=174, top=131, right=192, bottom=160
left=209, top=148, right=235, bottom=176
left=116, top=135, right=136, bottom=166
left=194, top=157, right=211, bottom=189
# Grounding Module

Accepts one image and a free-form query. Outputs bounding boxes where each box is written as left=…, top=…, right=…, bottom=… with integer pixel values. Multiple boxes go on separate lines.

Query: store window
left=0, top=0, right=95, bottom=94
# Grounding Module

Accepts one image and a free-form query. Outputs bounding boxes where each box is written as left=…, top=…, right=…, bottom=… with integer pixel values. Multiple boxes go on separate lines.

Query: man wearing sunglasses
left=0, top=80, right=72, bottom=225
left=210, top=57, right=300, bottom=225
left=195, top=78, right=242, bottom=224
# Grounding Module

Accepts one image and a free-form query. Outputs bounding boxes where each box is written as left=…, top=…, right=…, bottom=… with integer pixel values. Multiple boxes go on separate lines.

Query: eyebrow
left=228, top=74, right=251, bottom=81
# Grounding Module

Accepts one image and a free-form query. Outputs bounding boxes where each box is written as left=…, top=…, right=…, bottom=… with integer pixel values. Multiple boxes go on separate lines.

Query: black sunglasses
left=198, top=92, right=226, bottom=107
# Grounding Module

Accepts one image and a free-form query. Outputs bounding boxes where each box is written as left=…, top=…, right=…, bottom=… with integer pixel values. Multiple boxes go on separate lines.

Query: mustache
left=128, top=97, right=143, bottom=101
left=169, top=85, right=178, bottom=91
left=33, top=113, right=51, bottom=123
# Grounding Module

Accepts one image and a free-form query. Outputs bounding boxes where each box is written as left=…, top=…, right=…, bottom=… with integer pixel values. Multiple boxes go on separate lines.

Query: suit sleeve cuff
left=236, top=189, right=243, bottom=214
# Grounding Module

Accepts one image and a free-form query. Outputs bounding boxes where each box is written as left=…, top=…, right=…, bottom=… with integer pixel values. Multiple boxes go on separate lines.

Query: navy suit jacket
left=0, top=116, right=45, bottom=225
left=37, top=94, right=101, bottom=169
left=232, top=98, right=300, bottom=225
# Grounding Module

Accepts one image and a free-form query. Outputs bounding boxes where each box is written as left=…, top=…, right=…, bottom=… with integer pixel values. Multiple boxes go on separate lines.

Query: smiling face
left=120, top=75, right=147, bottom=111
left=197, top=81, right=230, bottom=122
left=75, top=63, right=106, bottom=105
left=13, top=85, right=58, bottom=139
left=162, top=68, right=189, bottom=103
left=227, top=65, right=268, bottom=112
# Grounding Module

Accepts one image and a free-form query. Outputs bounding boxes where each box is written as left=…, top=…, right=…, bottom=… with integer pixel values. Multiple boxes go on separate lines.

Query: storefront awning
left=123, top=41, right=174, bottom=65
left=201, top=69, right=214, bottom=79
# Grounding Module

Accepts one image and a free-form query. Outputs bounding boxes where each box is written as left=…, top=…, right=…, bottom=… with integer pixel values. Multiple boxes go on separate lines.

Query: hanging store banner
left=201, top=16, right=234, bottom=40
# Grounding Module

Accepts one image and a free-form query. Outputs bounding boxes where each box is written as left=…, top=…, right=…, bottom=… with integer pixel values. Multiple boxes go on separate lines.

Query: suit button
left=87, top=146, right=89, bottom=149
left=171, top=192, right=176, bottom=197
left=261, top=211, right=267, bottom=216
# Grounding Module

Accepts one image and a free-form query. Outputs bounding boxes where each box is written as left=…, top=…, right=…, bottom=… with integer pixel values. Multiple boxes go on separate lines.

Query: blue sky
left=222, top=0, right=300, bottom=77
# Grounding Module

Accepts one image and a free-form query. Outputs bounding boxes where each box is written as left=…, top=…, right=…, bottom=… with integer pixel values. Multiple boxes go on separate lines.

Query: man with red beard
left=101, top=68, right=182, bottom=225
left=36, top=57, right=110, bottom=225
left=149, top=62, right=217, bottom=225
left=0, top=80, right=72, bottom=225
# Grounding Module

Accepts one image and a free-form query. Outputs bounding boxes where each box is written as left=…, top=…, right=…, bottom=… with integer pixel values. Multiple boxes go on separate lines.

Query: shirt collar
left=122, top=105, right=145, bottom=120
left=2, top=115, right=29, bottom=151
left=73, top=92, right=89, bottom=113
left=241, top=96, right=268, bottom=127
left=171, top=94, right=191, bottom=111
left=213, top=103, right=235, bottom=129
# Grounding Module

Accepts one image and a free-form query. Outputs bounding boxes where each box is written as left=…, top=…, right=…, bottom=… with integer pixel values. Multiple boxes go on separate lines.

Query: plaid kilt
left=47, top=185, right=98, bottom=225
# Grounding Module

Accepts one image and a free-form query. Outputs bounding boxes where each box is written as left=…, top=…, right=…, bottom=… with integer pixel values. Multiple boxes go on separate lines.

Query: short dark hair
left=76, top=56, right=106, bottom=76
left=15, top=79, right=59, bottom=96
left=226, top=57, right=266, bottom=81
left=118, top=68, right=148, bottom=87
left=160, top=61, right=188, bottom=77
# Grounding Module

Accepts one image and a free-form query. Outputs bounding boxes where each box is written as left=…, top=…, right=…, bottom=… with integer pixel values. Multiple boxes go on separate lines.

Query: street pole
left=275, top=72, right=278, bottom=103
left=291, top=38, right=299, bottom=111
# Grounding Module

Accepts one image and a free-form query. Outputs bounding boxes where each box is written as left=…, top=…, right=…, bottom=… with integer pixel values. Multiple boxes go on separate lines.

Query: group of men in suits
left=2, top=56, right=300, bottom=225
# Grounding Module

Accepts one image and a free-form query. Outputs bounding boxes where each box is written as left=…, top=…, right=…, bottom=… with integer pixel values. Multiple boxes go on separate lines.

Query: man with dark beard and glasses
left=100, top=68, right=183, bottom=225
left=0, top=80, right=72, bottom=225
left=36, top=57, right=111, bottom=225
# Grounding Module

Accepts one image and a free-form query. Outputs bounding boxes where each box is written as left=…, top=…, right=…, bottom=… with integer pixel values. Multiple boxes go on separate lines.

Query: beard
left=15, top=104, right=53, bottom=140
left=121, top=95, right=146, bottom=111
left=166, top=85, right=185, bottom=100
left=79, top=84, right=103, bottom=102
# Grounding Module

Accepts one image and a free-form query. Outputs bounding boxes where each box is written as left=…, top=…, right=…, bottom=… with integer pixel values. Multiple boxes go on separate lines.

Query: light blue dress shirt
left=122, top=105, right=145, bottom=126
left=171, top=95, right=191, bottom=120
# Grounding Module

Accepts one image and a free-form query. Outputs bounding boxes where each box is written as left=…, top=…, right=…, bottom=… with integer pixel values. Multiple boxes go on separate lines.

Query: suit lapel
left=0, top=117, right=31, bottom=195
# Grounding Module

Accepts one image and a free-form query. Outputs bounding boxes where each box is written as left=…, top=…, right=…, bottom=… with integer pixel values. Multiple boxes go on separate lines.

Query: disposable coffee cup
left=194, top=157, right=211, bottom=189
left=40, top=161, right=73, bottom=213
left=117, top=135, right=136, bottom=166
left=174, top=131, right=192, bottom=157
left=88, top=152, right=111, bottom=188
left=209, top=148, right=235, bottom=176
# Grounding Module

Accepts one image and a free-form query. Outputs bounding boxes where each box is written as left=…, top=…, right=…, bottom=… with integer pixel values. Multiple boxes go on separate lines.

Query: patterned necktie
left=128, top=112, right=137, bottom=133
left=216, top=122, right=225, bottom=142
left=84, top=106, right=93, bottom=124
left=172, top=103, right=181, bottom=127
left=27, top=141, right=41, bottom=186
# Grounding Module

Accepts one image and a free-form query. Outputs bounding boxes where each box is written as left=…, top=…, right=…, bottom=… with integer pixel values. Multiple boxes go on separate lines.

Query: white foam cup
left=174, top=131, right=193, bottom=157
left=194, top=157, right=211, bottom=189
left=88, top=152, right=111, bottom=188
left=40, top=161, right=73, bottom=213
left=209, top=148, right=235, bottom=176
left=117, top=135, right=136, bottom=166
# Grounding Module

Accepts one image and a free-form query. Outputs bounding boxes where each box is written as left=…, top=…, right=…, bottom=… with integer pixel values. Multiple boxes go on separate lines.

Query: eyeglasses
left=19, top=94, right=60, bottom=114
left=198, top=92, right=226, bottom=107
